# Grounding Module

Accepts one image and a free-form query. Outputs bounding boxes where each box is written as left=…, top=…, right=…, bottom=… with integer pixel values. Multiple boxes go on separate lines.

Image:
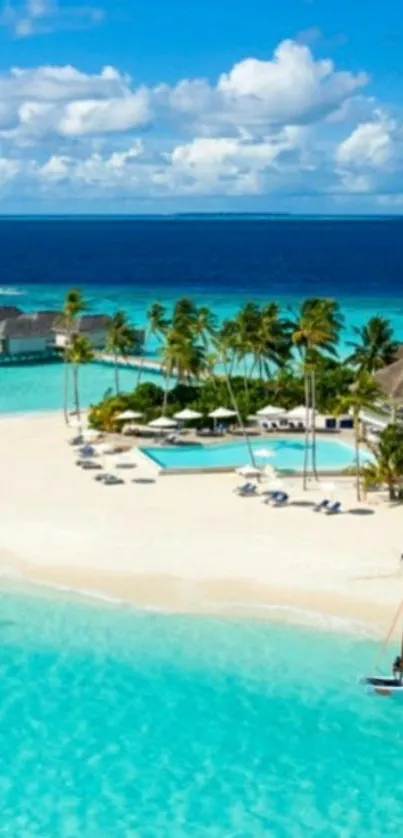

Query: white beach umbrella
left=256, top=404, right=284, bottom=418
left=117, top=409, right=143, bottom=421
left=174, top=408, right=202, bottom=421
left=208, top=407, right=237, bottom=419
left=236, top=464, right=262, bottom=478
left=148, top=416, right=178, bottom=429
left=286, top=405, right=309, bottom=421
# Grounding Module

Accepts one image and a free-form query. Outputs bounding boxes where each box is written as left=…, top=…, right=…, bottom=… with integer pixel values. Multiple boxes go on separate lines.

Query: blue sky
left=0, top=0, right=402, bottom=213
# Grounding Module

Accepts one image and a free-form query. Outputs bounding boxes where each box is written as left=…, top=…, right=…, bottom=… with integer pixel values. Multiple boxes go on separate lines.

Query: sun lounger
left=325, top=500, right=341, bottom=515
left=313, top=499, right=330, bottom=512
left=94, top=472, right=124, bottom=485
left=236, top=484, right=257, bottom=497
left=270, top=491, right=289, bottom=506
left=234, top=482, right=253, bottom=494
left=262, top=490, right=279, bottom=504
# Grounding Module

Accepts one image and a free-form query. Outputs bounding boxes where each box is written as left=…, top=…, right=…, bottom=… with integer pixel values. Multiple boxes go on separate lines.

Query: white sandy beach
left=0, top=411, right=402, bottom=636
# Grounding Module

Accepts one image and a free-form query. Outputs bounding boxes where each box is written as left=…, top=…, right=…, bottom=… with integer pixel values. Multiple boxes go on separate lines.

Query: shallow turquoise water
left=142, top=437, right=370, bottom=472
left=0, top=361, right=163, bottom=415
left=0, top=587, right=401, bottom=837
left=1, top=282, right=403, bottom=413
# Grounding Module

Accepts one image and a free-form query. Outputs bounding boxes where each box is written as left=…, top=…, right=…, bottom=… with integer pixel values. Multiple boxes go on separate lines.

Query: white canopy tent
left=117, top=409, right=143, bottom=421
left=209, top=407, right=237, bottom=419
left=148, top=416, right=178, bottom=429
left=286, top=405, right=308, bottom=421
left=174, top=408, right=202, bottom=421
left=256, top=405, right=285, bottom=418
left=209, top=407, right=237, bottom=430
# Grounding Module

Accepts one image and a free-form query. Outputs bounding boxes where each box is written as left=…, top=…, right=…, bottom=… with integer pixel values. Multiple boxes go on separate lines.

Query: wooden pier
left=94, top=352, right=164, bottom=375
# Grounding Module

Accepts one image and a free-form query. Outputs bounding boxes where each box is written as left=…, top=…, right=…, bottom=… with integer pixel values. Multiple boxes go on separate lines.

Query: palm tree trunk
left=136, top=327, right=150, bottom=389
left=114, top=354, right=120, bottom=395
left=162, top=365, right=171, bottom=415
left=243, top=357, right=249, bottom=395
left=63, top=354, right=69, bottom=424
left=311, top=369, right=318, bottom=480
left=73, top=364, right=80, bottom=422
left=354, top=409, right=361, bottom=501
left=222, top=355, right=256, bottom=468
left=302, top=371, right=310, bottom=490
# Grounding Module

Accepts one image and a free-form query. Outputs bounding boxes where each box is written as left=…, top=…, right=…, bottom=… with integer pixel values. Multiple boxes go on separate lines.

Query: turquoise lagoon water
left=142, top=437, right=368, bottom=472
left=0, top=361, right=164, bottom=415
left=0, top=586, right=402, bottom=837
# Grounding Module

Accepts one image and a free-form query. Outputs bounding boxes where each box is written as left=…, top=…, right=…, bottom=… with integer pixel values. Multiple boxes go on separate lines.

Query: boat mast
left=375, top=600, right=403, bottom=672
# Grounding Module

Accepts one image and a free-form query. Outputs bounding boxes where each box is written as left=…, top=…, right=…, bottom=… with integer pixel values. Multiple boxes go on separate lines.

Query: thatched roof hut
left=374, top=358, right=403, bottom=401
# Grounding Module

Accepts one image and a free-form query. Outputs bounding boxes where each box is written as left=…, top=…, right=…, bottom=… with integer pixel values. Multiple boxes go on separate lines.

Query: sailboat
left=360, top=601, right=403, bottom=697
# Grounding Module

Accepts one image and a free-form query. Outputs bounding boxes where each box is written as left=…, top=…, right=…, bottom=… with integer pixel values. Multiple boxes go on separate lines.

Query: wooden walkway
left=94, top=352, right=164, bottom=375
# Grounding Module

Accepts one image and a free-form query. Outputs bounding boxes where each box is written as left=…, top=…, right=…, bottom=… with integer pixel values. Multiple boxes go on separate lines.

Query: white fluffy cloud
left=335, top=111, right=403, bottom=196
left=0, top=40, right=367, bottom=143
left=336, top=112, right=396, bottom=169
left=165, top=40, right=367, bottom=134
left=0, top=1, right=105, bottom=38
left=1, top=39, right=403, bottom=207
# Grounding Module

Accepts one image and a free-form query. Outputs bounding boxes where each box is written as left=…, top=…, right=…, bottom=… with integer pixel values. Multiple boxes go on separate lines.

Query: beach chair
left=325, top=500, right=341, bottom=515
left=313, top=499, right=330, bottom=512
left=271, top=491, right=289, bottom=506
left=262, top=489, right=279, bottom=504
left=237, top=484, right=257, bottom=497
left=234, top=482, right=254, bottom=494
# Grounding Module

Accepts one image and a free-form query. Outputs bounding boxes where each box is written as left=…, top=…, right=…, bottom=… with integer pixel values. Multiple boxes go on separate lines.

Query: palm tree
left=172, top=298, right=198, bottom=333
left=292, top=298, right=343, bottom=487
left=160, top=329, right=206, bottom=413
left=194, top=305, right=218, bottom=351
left=335, top=373, right=380, bottom=500
left=361, top=424, right=403, bottom=501
left=137, top=302, right=169, bottom=388
left=57, top=288, right=86, bottom=424
left=346, top=316, right=398, bottom=374
left=249, top=302, right=292, bottom=380
left=106, top=311, right=138, bottom=395
left=234, top=302, right=261, bottom=394
left=214, top=326, right=257, bottom=468
left=66, top=334, right=94, bottom=423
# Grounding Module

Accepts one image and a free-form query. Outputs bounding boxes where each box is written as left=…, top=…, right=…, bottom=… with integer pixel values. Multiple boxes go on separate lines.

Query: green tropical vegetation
left=361, top=424, right=403, bottom=501
left=66, top=333, right=94, bottom=421
left=57, top=288, right=86, bottom=424
left=335, top=373, right=381, bottom=501
left=346, top=316, right=399, bottom=374
left=106, top=311, right=139, bottom=395
left=57, top=287, right=403, bottom=494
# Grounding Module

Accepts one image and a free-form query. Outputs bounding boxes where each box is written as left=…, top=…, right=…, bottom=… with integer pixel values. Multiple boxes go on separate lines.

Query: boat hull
left=360, top=675, right=403, bottom=697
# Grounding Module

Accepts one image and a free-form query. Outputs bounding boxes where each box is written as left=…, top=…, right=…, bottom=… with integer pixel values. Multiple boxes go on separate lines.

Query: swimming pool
left=141, top=436, right=369, bottom=473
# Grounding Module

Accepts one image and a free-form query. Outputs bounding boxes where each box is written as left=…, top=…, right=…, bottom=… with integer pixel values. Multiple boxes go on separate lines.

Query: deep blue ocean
left=1, top=216, right=402, bottom=412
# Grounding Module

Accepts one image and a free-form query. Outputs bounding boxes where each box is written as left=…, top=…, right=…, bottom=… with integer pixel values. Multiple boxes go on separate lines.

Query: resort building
left=0, top=306, right=23, bottom=320
left=53, top=314, right=113, bottom=351
left=0, top=311, right=61, bottom=359
left=0, top=308, right=145, bottom=361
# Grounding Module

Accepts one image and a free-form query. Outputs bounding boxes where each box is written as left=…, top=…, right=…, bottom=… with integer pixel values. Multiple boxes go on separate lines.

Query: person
left=392, top=655, right=403, bottom=681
